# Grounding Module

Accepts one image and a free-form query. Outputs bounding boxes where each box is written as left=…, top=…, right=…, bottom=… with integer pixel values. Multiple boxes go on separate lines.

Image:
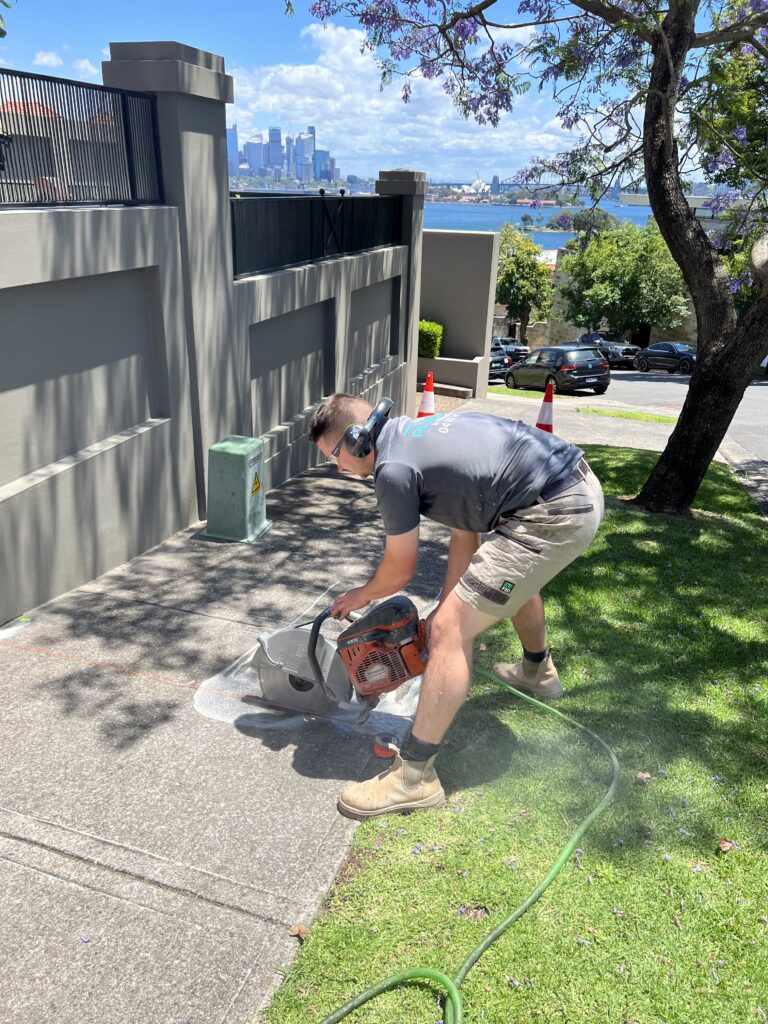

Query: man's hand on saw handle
left=331, top=587, right=369, bottom=620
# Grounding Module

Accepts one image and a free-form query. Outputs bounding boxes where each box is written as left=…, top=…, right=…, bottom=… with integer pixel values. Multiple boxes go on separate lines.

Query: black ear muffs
left=344, top=397, right=394, bottom=458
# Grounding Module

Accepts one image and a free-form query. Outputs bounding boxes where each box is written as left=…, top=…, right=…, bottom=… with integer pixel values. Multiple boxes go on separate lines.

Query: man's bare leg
left=410, top=590, right=499, bottom=744
left=336, top=591, right=498, bottom=819
left=511, top=593, right=546, bottom=652
left=495, top=592, right=563, bottom=699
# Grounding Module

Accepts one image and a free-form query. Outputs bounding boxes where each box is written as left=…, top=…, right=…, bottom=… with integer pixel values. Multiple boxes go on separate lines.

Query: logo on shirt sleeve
left=500, top=580, right=515, bottom=594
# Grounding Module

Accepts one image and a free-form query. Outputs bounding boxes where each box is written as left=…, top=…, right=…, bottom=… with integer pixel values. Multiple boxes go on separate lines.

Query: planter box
left=417, top=356, right=488, bottom=398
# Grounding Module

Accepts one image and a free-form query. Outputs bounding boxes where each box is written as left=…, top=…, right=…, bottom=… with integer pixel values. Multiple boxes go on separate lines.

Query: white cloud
left=72, top=58, right=98, bottom=78
left=227, top=23, right=573, bottom=181
left=33, top=51, right=63, bottom=67
left=0, top=58, right=10, bottom=68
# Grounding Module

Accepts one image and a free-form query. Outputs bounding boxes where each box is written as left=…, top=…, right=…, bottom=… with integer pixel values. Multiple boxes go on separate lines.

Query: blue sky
left=0, top=0, right=572, bottom=180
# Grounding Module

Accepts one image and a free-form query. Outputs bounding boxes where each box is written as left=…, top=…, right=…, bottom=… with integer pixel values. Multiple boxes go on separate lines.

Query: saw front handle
left=307, top=606, right=370, bottom=717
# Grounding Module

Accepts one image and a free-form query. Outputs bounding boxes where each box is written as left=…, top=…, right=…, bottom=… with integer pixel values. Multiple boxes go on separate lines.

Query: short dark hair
left=308, top=393, right=372, bottom=444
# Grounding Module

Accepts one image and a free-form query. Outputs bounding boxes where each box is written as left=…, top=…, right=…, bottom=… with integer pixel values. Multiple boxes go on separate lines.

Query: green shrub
left=418, top=319, right=444, bottom=358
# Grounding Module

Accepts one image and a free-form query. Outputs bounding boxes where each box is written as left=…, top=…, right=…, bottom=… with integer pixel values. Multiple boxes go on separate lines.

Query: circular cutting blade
left=251, top=626, right=353, bottom=717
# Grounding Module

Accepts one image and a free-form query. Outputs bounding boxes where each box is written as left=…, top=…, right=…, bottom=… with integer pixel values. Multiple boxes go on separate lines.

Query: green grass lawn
left=488, top=384, right=552, bottom=399
left=575, top=407, right=679, bottom=424
left=265, top=446, right=768, bottom=1024
left=487, top=388, right=677, bottom=424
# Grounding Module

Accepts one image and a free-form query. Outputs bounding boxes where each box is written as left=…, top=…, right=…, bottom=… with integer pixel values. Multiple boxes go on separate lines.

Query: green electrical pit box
left=206, top=435, right=272, bottom=543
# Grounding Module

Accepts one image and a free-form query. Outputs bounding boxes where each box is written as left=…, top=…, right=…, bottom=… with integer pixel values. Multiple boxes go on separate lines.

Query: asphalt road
left=567, top=369, right=768, bottom=462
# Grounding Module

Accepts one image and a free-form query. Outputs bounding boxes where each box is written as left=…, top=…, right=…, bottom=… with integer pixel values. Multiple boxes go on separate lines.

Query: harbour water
left=423, top=197, right=654, bottom=251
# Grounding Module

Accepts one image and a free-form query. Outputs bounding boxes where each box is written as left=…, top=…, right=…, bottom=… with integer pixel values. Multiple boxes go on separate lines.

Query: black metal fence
left=230, top=191, right=403, bottom=276
left=0, top=67, right=163, bottom=206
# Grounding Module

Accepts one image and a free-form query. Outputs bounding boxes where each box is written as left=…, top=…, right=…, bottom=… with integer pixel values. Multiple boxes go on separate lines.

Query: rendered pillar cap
left=376, top=169, right=428, bottom=196
left=102, top=41, right=234, bottom=103
left=108, top=41, right=225, bottom=73
left=377, top=169, right=427, bottom=180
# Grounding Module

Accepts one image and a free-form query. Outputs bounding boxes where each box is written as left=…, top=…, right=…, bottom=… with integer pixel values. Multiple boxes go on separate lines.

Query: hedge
left=418, top=319, right=444, bottom=358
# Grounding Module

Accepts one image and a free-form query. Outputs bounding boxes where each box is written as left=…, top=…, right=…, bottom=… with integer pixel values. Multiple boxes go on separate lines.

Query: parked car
left=489, top=338, right=530, bottom=380
left=600, top=342, right=641, bottom=369
left=634, top=342, right=697, bottom=374
left=505, top=345, right=610, bottom=394
left=492, top=337, right=530, bottom=362
left=578, top=331, right=616, bottom=345
left=489, top=340, right=515, bottom=381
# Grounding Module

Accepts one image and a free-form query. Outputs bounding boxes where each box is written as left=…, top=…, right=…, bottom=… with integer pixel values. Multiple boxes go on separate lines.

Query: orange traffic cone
left=417, top=371, right=436, bottom=417
left=536, top=380, right=554, bottom=432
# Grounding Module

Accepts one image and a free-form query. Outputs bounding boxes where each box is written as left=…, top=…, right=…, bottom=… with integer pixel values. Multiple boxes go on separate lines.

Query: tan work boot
left=337, top=755, right=446, bottom=820
left=492, top=654, right=564, bottom=700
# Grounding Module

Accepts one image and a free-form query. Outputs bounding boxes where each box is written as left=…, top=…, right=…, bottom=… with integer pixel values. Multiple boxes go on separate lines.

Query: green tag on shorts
left=500, top=580, right=515, bottom=594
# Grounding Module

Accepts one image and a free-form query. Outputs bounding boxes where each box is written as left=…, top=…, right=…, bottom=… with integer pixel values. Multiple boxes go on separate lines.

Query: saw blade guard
left=254, top=622, right=353, bottom=715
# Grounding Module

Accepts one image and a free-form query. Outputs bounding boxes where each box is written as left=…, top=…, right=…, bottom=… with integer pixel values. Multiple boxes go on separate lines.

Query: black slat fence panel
left=0, top=67, right=162, bottom=206
left=230, top=192, right=403, bottom=276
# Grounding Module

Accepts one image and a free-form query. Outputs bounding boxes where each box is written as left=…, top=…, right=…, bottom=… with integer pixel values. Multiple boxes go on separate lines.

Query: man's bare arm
left=331, top=527, right=419, bottom=618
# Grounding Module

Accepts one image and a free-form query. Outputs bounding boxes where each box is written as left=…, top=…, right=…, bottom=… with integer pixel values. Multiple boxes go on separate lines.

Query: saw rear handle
left=306, top=606, right=365, bottom=715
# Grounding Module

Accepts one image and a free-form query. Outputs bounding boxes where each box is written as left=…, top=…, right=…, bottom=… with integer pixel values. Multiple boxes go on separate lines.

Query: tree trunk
left=633, top=3, right=768, bottom=513
left=633, top=307, right=768, bottom=510
left=635, top=322, right=651, bottom=348
left=519, top=308, right=530, bottom=343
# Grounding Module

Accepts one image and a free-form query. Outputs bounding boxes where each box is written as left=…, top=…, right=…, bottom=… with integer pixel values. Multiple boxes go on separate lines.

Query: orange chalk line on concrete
left=0, top=640, right=253, bottom=704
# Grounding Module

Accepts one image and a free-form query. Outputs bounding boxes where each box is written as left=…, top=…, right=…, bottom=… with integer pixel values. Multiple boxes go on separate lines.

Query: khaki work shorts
left=455, top=458, right=604, bottom=617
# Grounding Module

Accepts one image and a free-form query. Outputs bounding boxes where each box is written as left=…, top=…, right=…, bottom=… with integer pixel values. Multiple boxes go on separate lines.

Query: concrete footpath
left=0, top=394, right=764, bottom=1024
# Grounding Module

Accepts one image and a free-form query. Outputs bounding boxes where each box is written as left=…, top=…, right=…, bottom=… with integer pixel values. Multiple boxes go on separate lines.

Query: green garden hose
left=319, top=671, right=621, bottom=1024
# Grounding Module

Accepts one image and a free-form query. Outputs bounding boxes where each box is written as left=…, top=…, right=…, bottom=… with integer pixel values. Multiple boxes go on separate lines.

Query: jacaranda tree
left=307, top=0, right=768, bottom=513
left=0, top=0, right=11, bottom=38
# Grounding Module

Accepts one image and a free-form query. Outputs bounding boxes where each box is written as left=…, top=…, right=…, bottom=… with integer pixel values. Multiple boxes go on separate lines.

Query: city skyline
left=0, top=0, right=576, bottom=181
left=228, top=123, right=342, bottom=183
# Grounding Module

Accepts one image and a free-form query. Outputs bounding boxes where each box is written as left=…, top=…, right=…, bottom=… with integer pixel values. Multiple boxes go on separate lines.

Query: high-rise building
left=244, top=136, right=266, bottom=176
left=284, top=135, right=295, bottom=178
left=267, top=127, right=282, bottom=170
left=491, top=175, right=500, bottom=195
left=314, top=148, right=331, bottom=181
left=226, top=124, right=239, bottom=176
left=295, top=131, right=315, bottom=182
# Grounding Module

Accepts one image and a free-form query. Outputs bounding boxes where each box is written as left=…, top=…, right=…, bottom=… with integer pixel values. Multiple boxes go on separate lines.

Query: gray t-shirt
left=373, top=412, right=583, bottom=535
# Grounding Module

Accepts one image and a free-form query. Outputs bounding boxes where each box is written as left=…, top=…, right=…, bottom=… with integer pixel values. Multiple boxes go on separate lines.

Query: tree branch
left=750, top=231, right=768, bottom=289
left=570, top=0, right=655, bottom=42
left=694, top=17, right=768, bottom=47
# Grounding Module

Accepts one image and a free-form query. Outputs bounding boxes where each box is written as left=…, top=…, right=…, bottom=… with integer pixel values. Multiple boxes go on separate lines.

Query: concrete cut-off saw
left=194, top=596, right=429, bottom=748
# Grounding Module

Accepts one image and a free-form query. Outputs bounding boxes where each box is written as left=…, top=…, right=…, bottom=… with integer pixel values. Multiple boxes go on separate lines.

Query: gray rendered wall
left=0, top=205, right=197, bottom=625
left=104, top=44, right=422, bottom=497
left=235, top=244, right=411, bottom=490
left=419, top=229, right=499, bottom=396
left=1, top=44, right=422, bottom=624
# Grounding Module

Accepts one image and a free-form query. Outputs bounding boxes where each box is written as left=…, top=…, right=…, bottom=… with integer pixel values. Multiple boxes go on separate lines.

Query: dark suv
left=600, top=342, right=641, bottom=369
left=505, top=345, right=610, bottom=394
